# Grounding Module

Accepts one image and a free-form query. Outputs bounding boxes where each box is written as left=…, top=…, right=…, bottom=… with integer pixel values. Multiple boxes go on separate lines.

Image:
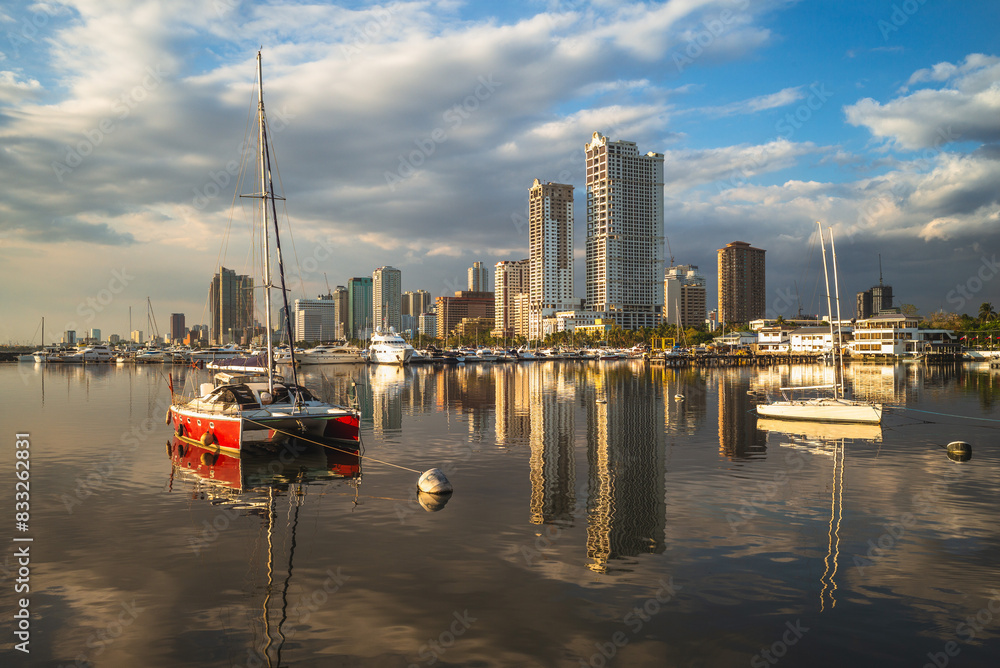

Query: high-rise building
left=209, top=267, right=254, bottom=345
left=436, top=291, right=494, bottom=339
left=468, top=262, right=489, bottom=292
left=373, top=266, right=402, bottom=333
left=347, top=277, right=373, bottom=340
left=664, top=265, right=706, bottom=329
left=584, top=132, right=664, bottom=330
left=857, top=285, right=893, bottom=319
left=494, top=259, right=530, bottom=338
left=130, top=330, right=143, bottom=344
left=293, top=297, right=339, bottom=342
left=63, top=330, right=77, bottom=345
left=169, top=314, right=185, bottom=344
left=717, top=241, right=766, bottom=325
left=332, top=286, right=348, bottom=339
left=418, top=312, right=437, bottom=339
left=402, top=290, right=431, bottom=317
left=528, top=179, right=576, bottom=339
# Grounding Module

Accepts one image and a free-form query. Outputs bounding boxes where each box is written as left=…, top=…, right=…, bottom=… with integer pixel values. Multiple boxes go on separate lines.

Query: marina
left=3, top=359, right=998, bottom=667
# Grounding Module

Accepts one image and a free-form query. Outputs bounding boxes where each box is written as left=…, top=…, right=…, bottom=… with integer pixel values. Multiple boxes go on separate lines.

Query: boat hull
left=756, top=399, right=882, bottom=424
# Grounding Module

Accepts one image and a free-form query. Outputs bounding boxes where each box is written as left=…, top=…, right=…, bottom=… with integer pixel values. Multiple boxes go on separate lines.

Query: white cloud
left=694, top=86, right=805, bottom=118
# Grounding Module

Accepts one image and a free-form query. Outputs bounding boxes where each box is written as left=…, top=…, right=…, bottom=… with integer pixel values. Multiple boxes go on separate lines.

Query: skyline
left=2, top=1, right=999, bottom=343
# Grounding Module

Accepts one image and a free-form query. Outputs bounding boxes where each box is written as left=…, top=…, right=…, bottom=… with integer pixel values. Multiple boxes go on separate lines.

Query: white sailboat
left=757, top=223, right=883, bottom=425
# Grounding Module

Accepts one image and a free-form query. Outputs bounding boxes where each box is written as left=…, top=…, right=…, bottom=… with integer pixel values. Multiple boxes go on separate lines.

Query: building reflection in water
left=369, top=365, right=407, bottom=436
left=583, top=364, right=667, bottom=573
left=718, top=373, right=766, bottom=460
left=526, top=364, right=576, bottom=525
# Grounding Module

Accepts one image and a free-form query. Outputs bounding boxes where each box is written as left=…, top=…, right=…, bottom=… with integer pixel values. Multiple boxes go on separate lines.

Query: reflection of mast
left=819, top=439, right=844, bottom=611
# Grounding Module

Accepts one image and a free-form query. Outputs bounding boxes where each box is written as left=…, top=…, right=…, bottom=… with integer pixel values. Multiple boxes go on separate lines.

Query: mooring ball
left=946, top=441, right=972, bottom=463
left=417, top=468, right=453, bottom=494
left=418, top=490, right=453, bottom=512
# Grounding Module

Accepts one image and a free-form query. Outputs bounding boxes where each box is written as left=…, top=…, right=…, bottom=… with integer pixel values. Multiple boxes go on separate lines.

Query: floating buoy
left=946, top=441, right=972, bottom=463
left=418, top=490, right=452, bottom=512
left=596, top=398, right=608, bottom=404
left=165, top=409, right=171, bottom=425
left=675, top=394, right=685, bottom=401
left=417, top=468, right=453, bottom=494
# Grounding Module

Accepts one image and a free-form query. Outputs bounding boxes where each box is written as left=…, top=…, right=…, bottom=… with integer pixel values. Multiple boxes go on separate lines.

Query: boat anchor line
left=239, top=417, right=452, bottom=493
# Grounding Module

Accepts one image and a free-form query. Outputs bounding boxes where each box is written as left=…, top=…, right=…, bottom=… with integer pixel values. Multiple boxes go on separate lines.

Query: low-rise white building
left=848, top=314, right=958, bottom=356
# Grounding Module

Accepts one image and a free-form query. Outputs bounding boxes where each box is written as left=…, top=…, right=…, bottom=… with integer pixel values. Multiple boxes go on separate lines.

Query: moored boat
left=368, top=327, right=414, bottom=365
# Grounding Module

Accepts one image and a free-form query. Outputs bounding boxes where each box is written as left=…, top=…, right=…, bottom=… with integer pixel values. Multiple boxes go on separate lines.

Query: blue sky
left=1, top=0, right=999, bottom=342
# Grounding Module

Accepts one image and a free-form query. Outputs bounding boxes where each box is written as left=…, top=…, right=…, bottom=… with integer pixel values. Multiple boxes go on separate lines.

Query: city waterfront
left=2, top=360, right=999, bottom=667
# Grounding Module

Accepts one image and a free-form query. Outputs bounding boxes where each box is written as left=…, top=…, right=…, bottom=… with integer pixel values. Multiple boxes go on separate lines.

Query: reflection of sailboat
left=757, top=419, right=882, bottom=444
left=758, top=223, right=883, bottom=424
left=168, top=436, right=360, bottom=665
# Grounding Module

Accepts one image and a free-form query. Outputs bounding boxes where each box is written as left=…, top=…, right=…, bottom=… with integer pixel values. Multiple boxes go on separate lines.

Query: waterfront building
left=89, top=328, right=102, bottom=342
left=130, top=330, right=143, bottom=344
left=109, top=334, right=120, bottom=344
left=755, top=326, right=794, bottom=353
left=418, top=311, right=437, bottom=339
left=529, top=179, right=576, bottom=339
left=169, top=314, right=184, bottom=344
left=468, top=262, right=489, bottom=292
left=209, top=267, right=254, bottom=345
left=856, top=284, right=894, bottom=319
left=348, top=277, right=373, bottom=340
left=717, top=241, right=766, bottom=326
left=402, top=290, right=431, bottom=318
left=664, top=265, right=706, bottom=329
left=584, top=132, right=664, bottom=331
left=435, top=291, right=494, bottom=339
left=494, top=259, right=529, bottom=339
left=848, top=314, right=958, bottom=356
left=332, top=285, right=348, bottom=340
left=373, top=266, right=402, bottom=333
left=293, top=297, right=338, bottom=342
left=63, top=330, right=77, bottom=345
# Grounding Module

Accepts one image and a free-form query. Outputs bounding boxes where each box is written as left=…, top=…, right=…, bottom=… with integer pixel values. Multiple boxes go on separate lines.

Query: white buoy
left=417, top=468, right=453, bottom=494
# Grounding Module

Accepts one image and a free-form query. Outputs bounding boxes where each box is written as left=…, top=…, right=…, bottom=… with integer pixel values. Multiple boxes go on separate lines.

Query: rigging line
left=239, top=417, right=422, bottom=473
left=262, top=115, right=307, bottom=304
left=891, top=407, right=1000, bottom=423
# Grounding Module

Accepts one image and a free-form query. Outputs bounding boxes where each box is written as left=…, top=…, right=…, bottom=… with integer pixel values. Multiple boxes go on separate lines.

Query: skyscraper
left=494, top=259, right=529, bottom=338
left=529, top=178, right=575, bottom=339
left=402, top=290, right=431, bottom=317
left=347, top=277, right=373, bottom=340
left=468, top=261, right=489, bottom=292
left=664, top=265, right=706, bottom=329
left=584, top=132, right=664, bottom=330
left=332, top=286, right=348, bottom=339
left=209, top=267, right=254, bottom=345
left=372, top=266, right=402, bottom=333
left=717, top=241, right=766, bottom=325
left=294, top=297, right=338, bottom=342
left=169, top=314, right=185, bottom=343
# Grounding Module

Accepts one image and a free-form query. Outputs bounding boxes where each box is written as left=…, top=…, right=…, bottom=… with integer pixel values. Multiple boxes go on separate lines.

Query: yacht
left=298, top=343, right=366, bottom=365
left=367, top=327, right=414, bottom=365
left=57, top=344, right=116, bottom=363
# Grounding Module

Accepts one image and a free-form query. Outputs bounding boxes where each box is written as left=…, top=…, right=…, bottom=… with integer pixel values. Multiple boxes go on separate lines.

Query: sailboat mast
left=816, top=221, right=839, bottom=399
left=257, top=52, right=275, bottom=394
left=829, top=227, right=846, bottom=392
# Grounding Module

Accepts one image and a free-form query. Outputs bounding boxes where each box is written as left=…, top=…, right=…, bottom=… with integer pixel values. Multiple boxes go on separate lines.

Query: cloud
left=845, top=54, right=1000, bottom=150
left=694, top=86, right=806, bottom=118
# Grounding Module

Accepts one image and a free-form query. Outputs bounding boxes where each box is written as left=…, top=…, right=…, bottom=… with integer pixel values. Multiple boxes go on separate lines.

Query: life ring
left=201, top=431, right=215, bottom=447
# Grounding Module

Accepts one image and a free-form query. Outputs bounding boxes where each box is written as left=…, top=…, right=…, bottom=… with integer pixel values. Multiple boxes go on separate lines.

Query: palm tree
left=979, top=302, right=996, bottom=323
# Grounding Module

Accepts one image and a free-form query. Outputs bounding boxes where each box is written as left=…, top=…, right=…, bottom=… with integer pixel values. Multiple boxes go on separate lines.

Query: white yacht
left=367, top=327, right=414, bottom=365
left=298, top=343, right=366, bottom=365
left=57, top=344, right=116, bottom=363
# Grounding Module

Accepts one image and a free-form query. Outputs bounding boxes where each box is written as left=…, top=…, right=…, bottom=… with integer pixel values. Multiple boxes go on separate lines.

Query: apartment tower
left=584, top=132, right=664, bottom=330
left=372, top=266, right=402, bottom=333
left=529, top=179, right=575, bottom=340
left=494, top=259, right=530, bottom=338
left=717, top=241, right=766, bottom=325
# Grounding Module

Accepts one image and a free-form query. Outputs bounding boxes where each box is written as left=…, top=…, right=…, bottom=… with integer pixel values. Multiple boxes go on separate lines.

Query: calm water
left=2, top=360, right=999, bottom=667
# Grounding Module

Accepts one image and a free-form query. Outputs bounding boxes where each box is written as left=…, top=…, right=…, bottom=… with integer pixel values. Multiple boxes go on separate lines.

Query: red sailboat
left=168, top=52, right=359, bottom=455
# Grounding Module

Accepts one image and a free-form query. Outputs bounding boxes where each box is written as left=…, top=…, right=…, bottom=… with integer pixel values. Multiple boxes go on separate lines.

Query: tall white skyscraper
left=372, top=265, right=402, bottom=332
left=468, top=262, right=489, bottom=292
left=584, top=132, right=664, bottom=330
left=529, top=179, right=575, bottom=340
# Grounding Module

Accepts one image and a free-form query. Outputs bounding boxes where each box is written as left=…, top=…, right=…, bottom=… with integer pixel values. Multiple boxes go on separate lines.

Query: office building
left=436, top=291, right=494, bottom=339
left=494, top=259, right=530, bottom=338
left=468, top=261, right=489, bottom=292
left=717, top=241, right=766, bottom=325
left=402, top=290, right=431, bottom=317
left=664, top=265, right=706, bottom=329
left=209, top=267, right=254, bottom=345
left=331, top=286, right=348, bottom=339
left=169, top=314, right=185, bottom=344
left=348, top=277, right=373, bottom=340
left=373, top=266, right=402, bottom=333
left=529, top=179, right=576, bottom=339
left=584, top=132, right=664, bottom=330
left=294, top=297, right=338, bottom=342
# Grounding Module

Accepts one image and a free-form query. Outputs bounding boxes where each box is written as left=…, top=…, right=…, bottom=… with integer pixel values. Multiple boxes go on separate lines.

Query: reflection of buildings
left=584, top=366, right=667, bottom=573
left=718, top=374, right=766, bottom=459
left=649, top=366, right=707, bottom=435
left=527, top=365, right=576, bottom=524
left=495, top=366, right=531, bottom=447
left=370, top=365, right=406, bottom=436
